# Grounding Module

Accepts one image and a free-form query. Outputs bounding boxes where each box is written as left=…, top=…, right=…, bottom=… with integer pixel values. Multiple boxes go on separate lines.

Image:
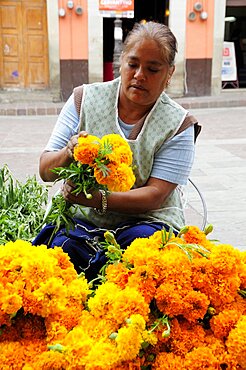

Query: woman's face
left=120, top=39, right=174, bottom=108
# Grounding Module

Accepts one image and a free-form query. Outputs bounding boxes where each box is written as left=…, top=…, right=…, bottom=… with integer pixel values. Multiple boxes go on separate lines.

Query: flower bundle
left=0, top=226, right=246, bottom=369
left=44, top=133, right=136, bottom=239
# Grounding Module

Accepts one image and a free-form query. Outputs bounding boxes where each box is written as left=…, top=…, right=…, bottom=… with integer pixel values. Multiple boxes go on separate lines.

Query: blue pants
left=33, top=218, right=175, bottom=281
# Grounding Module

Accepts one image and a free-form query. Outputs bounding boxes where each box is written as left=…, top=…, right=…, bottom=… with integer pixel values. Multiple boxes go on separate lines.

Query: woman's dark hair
left=122, top=21, right=177, bottom=66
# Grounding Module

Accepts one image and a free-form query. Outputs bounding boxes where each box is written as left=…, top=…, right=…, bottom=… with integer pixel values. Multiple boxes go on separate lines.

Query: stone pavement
left=0, top=90, right=245, bottom=251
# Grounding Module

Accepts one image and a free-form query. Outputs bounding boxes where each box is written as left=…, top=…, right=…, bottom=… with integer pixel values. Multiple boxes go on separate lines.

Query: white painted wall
left=88, top=0, right=103, bottom=83
left=211, top=0, right=226, bottom=95
left=47, top=0, right=60, bottom=98
left=168, top=0, right=187, bottom=97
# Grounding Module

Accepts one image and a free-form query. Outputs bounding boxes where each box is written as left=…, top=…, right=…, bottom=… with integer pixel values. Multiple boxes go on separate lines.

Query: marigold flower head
left=73, top=134, right=101, bottom=165
left=184, top=346, right=220, bottom=369
left=94, top=162, right=135, bottom=192
left=210, top=309, right=242, bottom=339
left=182, top=290, right=210, bottom=322
left=105, top=263, right=130, bottom=288
left=168, top=319, right=206, bottom=357
left=153, top=352, right=184, bottom=369
left=226, top=315, right=246, bottom=368
left=101, top=134, right=133, bottom=166
left=127, top=265, right=158, bottom=304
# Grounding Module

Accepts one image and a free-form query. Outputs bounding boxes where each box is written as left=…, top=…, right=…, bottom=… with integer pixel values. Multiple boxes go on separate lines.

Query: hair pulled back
left=122, top=21, right=177, bottom=67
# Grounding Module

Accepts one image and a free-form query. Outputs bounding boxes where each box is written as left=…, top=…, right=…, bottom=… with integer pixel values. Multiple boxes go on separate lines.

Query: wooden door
left=0, top=0, right=49, bottom=89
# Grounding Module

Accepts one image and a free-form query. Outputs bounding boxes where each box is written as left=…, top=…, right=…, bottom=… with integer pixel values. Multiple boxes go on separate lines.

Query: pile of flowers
left=0, top=225, right=246, bottom=369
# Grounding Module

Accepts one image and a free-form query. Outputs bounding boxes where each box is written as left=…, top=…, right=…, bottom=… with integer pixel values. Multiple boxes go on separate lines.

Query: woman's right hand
left=66, top=131, right=88, bottom=159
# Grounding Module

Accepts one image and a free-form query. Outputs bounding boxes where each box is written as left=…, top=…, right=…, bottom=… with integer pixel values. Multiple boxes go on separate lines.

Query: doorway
left=0, top=0, right=49, bottom=89
left=224, top=5, right=246, bottom=88
left=103, top=0, right=169, bottom=81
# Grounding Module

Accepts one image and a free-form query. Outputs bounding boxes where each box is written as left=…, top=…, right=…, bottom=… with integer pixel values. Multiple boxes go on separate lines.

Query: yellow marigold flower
left=84, top=340, right=119, bottom=369
left=226, top=315, right=246, bottom=368
left=110, top=286, right=150, bottom=324
left=49, top=246, right=78, bottom=282
left=0, top=292, right=22, bottom=315
left=210, top=309, right=242, bottom=339
left=45, top=320, right=68, bottom=344
left=66, top=276, right=91, bottom=303
left=182, top=225, right=207, bottom=243
left=87, top=281, right=121, bottom=318
left=142, top=330, right=158, bottom=348
left=116, top=323, right=143, bottom=362
left=101, top=133, right=133, bottom=164
left=61, top=327, right=95, bottom=367
left=73, top=134, right=101, bottom=165
left=31, top=277, right=68, bottom=317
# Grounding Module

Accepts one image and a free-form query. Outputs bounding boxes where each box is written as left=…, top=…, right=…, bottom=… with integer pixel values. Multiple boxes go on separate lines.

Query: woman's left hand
left=61, top=180, right=100, bottom=208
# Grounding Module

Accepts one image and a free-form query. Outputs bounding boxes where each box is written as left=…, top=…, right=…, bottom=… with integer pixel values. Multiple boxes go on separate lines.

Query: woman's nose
left=134, top=66, right=145, bottom=80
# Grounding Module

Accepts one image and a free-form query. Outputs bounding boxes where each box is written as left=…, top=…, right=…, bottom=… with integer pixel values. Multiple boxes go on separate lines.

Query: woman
left=34, top=22, right=200, bottom=279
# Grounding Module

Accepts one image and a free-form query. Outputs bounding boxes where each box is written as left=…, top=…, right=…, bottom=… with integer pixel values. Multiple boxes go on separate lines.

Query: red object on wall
left=103, top=62, right=114, bottom=81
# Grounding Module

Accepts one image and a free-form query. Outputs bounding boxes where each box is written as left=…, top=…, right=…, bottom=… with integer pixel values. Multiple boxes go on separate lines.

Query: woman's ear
left=169, top=65, right=175, bottom=79
left=166, top=66, right=175, bottom=88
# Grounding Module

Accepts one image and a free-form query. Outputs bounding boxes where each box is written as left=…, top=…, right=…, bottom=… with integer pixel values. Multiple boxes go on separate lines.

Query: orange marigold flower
left=182, top=225, right=207, bottom=245
left=127, top=265, right=158, bottom=304
left=73, top=134, right=101, bottom=165
left=226, top=315, right=246, bottom=369
left=209, top=243, right=242, bottom=275
left=155, top=283, right=190, bottom=317
left=94, top=162, right=135, bottom=192
left=153, top=352, right=184, bottom=369
left=182, top=290, right=210, bottom=322
left=210, top=309, right=242, bottom=339
left=110, top=286, right=150, bottom=324
left=30, top=350, right=68, bottom=370
left=168, top=319, right=206, bottom=357
left=105, top=263, right=130, bottom=288
left=223, top=294, right=246, bottom=315
left=184, top=346, right=221, bottom=369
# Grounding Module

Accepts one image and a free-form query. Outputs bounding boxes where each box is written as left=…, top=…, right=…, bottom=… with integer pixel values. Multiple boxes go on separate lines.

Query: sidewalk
left=0, top=88, right=246, bottom=115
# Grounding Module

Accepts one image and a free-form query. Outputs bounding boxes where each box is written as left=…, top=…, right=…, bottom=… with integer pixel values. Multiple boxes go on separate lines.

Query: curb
left=0, top=93, right=245, bottom=116
left=0, top=103, right=64, bottom=116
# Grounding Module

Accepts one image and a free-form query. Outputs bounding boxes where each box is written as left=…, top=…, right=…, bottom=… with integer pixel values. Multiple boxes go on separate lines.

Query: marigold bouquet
left=44, top=133, right=136, bottom=239
left=0, top=225, right=246, bottom=369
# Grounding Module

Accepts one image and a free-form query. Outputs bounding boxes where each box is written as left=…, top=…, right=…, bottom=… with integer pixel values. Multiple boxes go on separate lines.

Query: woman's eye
left=128, top=63, right=137, bottom=68
left=149, top=68, right=159, bottom=73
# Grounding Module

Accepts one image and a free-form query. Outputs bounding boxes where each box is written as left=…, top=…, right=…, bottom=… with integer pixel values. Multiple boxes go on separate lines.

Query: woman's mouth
left=130, top=84, right=146, bottom=91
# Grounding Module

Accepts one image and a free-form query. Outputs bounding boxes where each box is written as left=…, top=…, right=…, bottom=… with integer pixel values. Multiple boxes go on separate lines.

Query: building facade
left=0, top=0, right=245, bottom=100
